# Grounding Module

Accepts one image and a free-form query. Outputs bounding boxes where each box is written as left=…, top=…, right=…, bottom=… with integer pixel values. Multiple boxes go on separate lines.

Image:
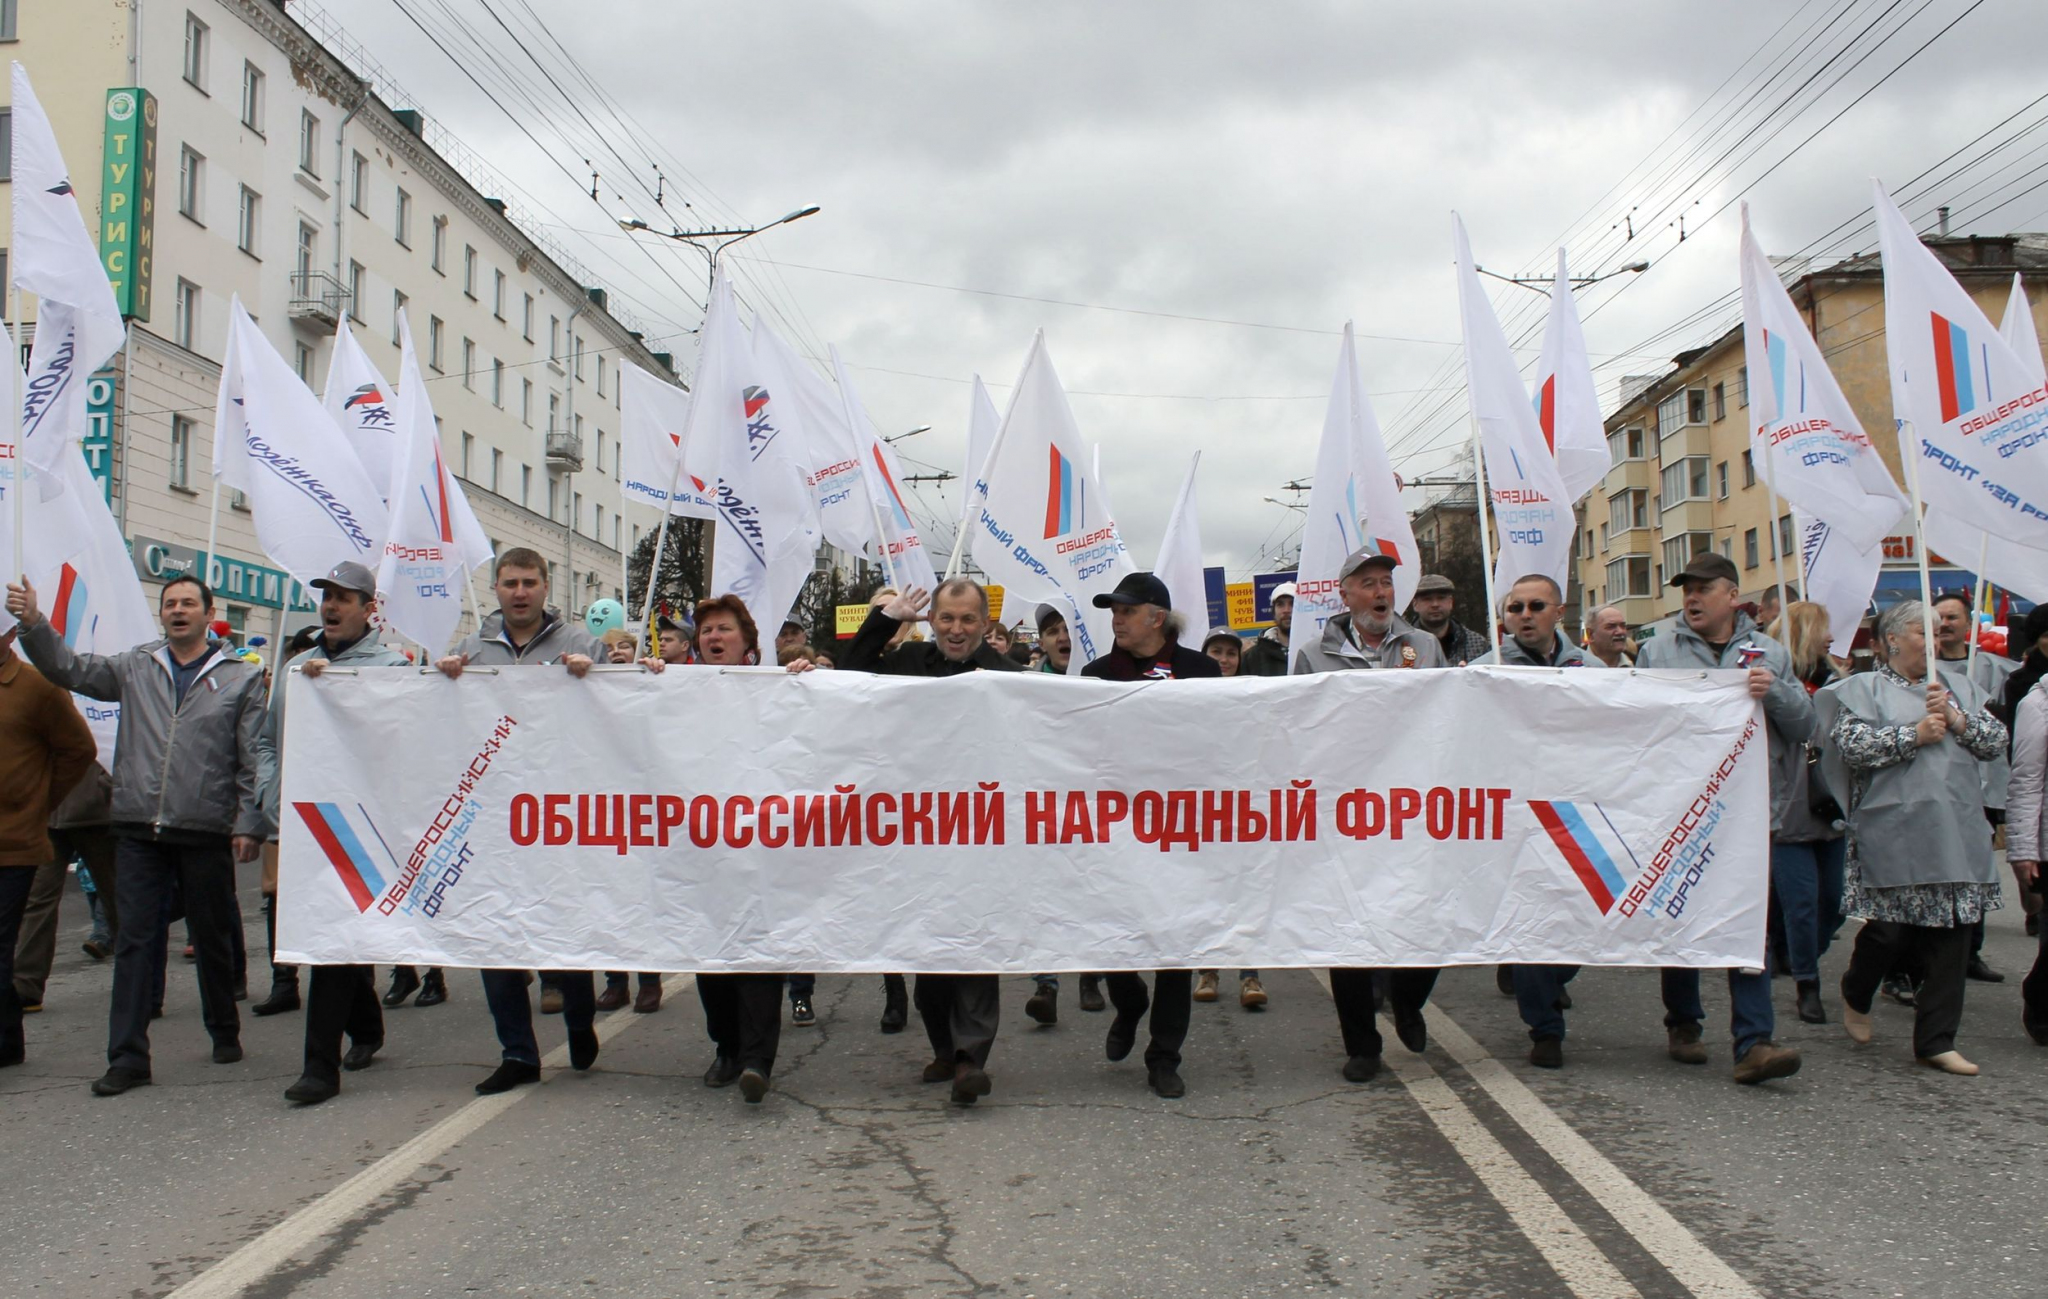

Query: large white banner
left=277, top=667, right=1770, bottom=972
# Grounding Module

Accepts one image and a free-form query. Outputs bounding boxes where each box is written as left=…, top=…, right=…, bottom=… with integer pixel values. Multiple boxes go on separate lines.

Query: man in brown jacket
left=0, top=623, right=98, bottom=1066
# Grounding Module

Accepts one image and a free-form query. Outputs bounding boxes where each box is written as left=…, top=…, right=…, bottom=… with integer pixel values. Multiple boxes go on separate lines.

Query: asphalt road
left=4, top=870, right=2045, bottom=1298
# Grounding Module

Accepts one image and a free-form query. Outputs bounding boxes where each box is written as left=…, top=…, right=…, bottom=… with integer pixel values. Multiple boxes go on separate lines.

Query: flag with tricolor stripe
left=293, top=801, right=397, bottom=912
left=1528, top=799, right=1640, bottom=916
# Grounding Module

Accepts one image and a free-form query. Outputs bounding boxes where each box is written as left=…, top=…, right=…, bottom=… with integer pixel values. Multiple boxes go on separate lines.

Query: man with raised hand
left=1082, top=572, right=1220, bottom=1099
left=1474, top=576, right=1591, bottom=669
left=1636, top=553, right=1807, bottom=1086
left=435, top=547, right=606, bottom=1094
left=7, top=572, right=266, bottom=1096
left=843, top=578, right=1019, bottom=1105
left=1240, top=581, right=1294, bottom=677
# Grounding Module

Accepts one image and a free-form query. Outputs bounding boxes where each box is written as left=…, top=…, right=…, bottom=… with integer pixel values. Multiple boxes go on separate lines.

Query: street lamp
left=618, top=205, right=822, bottom=294
left=1474, top=261, right=1650, bottom=294
left=884, top=425, right=932, bottom=444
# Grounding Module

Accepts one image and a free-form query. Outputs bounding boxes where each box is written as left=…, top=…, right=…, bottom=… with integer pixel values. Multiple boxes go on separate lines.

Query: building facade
left=3, top=0, right=681, bottom=650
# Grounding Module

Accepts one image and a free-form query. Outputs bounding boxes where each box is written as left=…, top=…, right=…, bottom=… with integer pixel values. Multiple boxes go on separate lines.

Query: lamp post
left=619, top=205, right=823, bottom=295
left=1474, top=261, right=1649, bottom=294
left=884, top=424, right=932, bottom=444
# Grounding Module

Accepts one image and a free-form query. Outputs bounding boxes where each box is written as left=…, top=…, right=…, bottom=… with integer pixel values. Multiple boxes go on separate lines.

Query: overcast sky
left=317, top=0, right=2044, bottom=579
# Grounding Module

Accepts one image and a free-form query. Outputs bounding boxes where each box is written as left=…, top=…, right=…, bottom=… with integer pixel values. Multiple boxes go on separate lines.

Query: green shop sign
left=132, top=535, right=316, bottom=613
left=100, top=87, right=158, bottom=320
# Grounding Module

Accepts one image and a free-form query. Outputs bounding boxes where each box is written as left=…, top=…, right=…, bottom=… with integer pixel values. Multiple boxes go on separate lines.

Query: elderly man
left=844, top=578, right=1020, bottom=1105
left=1293, top=546, right=1445, bottom=1081
left=1080, top=572, right=1220, bottom=1099
left=1934, top=591, right=2015, bottom=983
left=1585, top=604, right=1634, bottom=669
left=1474, top=576, right=1590, bottom=669
left=1636, top=553, right=1807, bottom=1085
left=1241, top=581, right=1295, bottom=677
left=1408, top=573, right=1491, bottom=667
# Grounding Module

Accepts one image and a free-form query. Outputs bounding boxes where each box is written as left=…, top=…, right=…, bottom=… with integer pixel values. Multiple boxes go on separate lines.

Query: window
left=169, top=415, right=193, bottom=488
left=1657, top=388, right=1706, bottom=438
left=492, top=359, right=505, bottom=407
left=1742, top=450, right=1756, bottom=488
left=1660, top=532, right=1712, bottom=578
left=1659, top=456, right=1709, bottom=506
left=594, top=430, right=605, bottom=476
left=1716, top=461, right=1729, bottom=500
left=595, top=503, right=605, bottom=544
left=1719, top=538, right=1733, bottom=560
left=350, top=151, right=368, bottom=213
left=0, top=0, right=16, bottom=40
left=573, top=335, right=584, bottom=380
left=183, top=13, right=208, bottom=90
left=296, top=223, right=316, bottom=286
left=429, top=317, right=444, bottom=371
left=1604, top=555, right=1651, bottom=599
left=1608, top=492, right=1631, bottom=534
left=573, top=491, right=583, bottom=536
left=549, top=316, right=560, bottom=361
left=597, top=356, right=606, bottom=398
left=1599, top=523, right=1610, bottom=551
left=294, top=342, right=313, bottom=383
left=548, top=479, right=558, bottom=518
left=520, top=464, right=531, bottom=507
left=394, top=188, right=412, bottom=247
left=173, top=279, right=199, bottom=350
left=178, top=147, right=203, bottom=222
left=463, top=245, right=477, bottom=298
left=392, top=290, right=407, bottom=346
left=613, top=516, right=621, bottom=550
left=522, top=378, right=533, bottom=426
left=1779, top=513, right=1794, bottom=559
left=523, top=293, right=535, bottom=341
left=490, top=448, right=503, bottom=494
left=236, top=186, right=259, bottom=256
left=1744, top=528, right=1760, bottom=570
left=346, top=260, right=365, bottom=322
left=548, top=392, right=560, bottom=433
left=431, top=216, right=447, bottom=273
left=0, top=110, right=10, bottom=180
left=462, top=338, right=475, bottom=389
left=494, top=270, right=506, bottom=320
left=1738, top=365, right=1749, bottom=408
left=1712, top=382, right=1726, bottom=422
left=298, top=109, right=320, bottom=176
left=461, top=432, right=474, bottom=478
left=240, top=61, right=264, bottom=132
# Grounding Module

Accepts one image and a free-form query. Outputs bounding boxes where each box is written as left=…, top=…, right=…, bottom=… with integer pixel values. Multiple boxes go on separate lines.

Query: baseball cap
left=1668, top=553, right=1740, bottom=588
left=309, top=560, right=377, bottom=597
left=1092, top=571, right=1173, bottom=610
left=1202, top=628, right=1241, bottom=652
left=1337, top=545, right=1399, bottom=581
left=1270, top=581, right=1297, bottom=604
left=1414, top=573, right=1456, bottom=596
left=1034, top=602, right=1067, bottom=633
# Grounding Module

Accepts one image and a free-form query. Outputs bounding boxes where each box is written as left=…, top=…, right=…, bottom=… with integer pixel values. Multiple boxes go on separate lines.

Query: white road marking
left=166, top=981, right=689, bottom=1299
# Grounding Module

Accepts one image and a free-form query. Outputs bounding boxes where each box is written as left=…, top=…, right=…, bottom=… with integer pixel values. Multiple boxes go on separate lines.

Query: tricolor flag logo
left=1533, top=374, right=1557, bottom=452
left=1042, top=445, right=1086, bottom=539
left=50, top=563, right=90, bottom=648
left=871, top=443, right=914, bottom=532
left=420, top=440, right=457, bottom=545
left=294, top=801, right=398, bottom=913
left=1528, top=799, right=1640, bottom=916
left=1931, top=311, right=1985, bottom=423
left=342, top=383, right=385, bottom=410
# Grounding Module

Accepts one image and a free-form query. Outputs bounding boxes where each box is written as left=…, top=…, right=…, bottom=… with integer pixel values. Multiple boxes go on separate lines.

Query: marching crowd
left=3, top=538, right=2044, bottom=1111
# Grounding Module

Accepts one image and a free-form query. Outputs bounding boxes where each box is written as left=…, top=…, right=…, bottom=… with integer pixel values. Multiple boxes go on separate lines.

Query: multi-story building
left=1578, top=231, right=2048, bottom=634
left=3, top=0, right=682, bottom=649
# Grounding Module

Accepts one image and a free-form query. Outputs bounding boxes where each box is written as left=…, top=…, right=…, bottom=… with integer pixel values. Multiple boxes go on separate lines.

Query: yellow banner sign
left=1226, top=583, right=1266, bottom=630
left=835, top=605, right=868, bottom=639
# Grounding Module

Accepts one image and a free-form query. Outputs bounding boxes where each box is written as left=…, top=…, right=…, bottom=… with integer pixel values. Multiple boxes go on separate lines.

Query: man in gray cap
left=1241, top=581, right=1295, bottom=677
left=1408, top=573, right=1491, bottom=667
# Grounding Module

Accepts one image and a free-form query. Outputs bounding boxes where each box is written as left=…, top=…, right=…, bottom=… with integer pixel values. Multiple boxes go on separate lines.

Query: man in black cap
left=1408, top=572, right=1491, bottom=666
left=1081, top=572, right=1219, bottom=1098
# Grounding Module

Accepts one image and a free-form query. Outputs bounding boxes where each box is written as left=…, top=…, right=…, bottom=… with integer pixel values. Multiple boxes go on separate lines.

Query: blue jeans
left=788, top=973, right=815, bottom=1001
left=1769, top=838, right=1846, bottom=982
left=1512, top=965, right=1578, bottom=1041
left=1661, top=965, right=1775, bottom=1059
left=481, top=970, right=593, bottom=1065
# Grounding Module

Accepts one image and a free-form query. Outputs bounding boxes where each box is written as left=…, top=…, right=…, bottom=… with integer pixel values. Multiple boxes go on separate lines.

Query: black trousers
left=696, top=973, right=782, bottom=1072
left=0, top=867, right=34, bottom=1057
left=1103, top=970, right=1193, bottom=1071
left=1328, top=967, right=1440, bottom=1059
left=914, top=973, right=1000, bottom=1068
left=109, top=837, right=240, bottom=1072
left=2022, top=877, right=2048, bottom=1027
left=1842, top=920, right=1972, bottom=1057
left=302, top=964, right=383, bottom=1084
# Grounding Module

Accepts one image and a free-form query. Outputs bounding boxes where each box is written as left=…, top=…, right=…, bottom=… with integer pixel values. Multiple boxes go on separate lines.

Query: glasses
left=1504, top=600, right=1551, bottom=614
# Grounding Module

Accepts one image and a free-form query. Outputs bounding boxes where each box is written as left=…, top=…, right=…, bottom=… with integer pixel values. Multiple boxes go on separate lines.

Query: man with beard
left=1240, top=582, right=1295, bottom=677
left=1407, top=573, right=1491, bottom=666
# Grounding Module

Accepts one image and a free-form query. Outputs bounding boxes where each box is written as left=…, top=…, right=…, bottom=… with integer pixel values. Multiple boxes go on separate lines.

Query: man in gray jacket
left=1636, top=554, right=1807, bottom=1086
left=1473, top=575, right=1592, bottom=669
left=434, top=547, right=605, bottom=1094
left=1292, top=545, right=1446, bottom=1082
left=7, top=571, right=266, bottom=1096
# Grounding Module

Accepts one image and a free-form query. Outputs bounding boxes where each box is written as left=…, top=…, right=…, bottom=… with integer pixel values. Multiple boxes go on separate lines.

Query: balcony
left=545, top=430, right=584, bottom=472
left=287, top=270, right=349, bottom=328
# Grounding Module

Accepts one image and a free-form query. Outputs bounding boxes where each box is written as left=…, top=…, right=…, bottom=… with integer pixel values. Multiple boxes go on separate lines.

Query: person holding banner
left=1473, top=577, right=1591, bottom=669
left=435, top=549, right=606, bottom=1094
left=1636, top=554, right=1807, bottom=1085
left=7, top=573, right=268, bottom=1096
left=843, top=579, right=1019, bottom=1105
left=1934, top=592, right=2016, bottom=986
left=1291, top=546, right=1445, bottom=1081
left=1829, top=601, right=2007, bottom=1076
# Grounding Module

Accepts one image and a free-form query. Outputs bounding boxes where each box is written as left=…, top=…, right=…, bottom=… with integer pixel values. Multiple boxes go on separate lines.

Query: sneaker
left=1193, top=972, right=1220, bottom=1002
left=381, top=967, right=421, bottom=1008
left=790, top=995, right=815, bottom=1026
left=1077, top=974, right=1106, bottom=1013
left=1666, top=1022, right=1709, bottom=1065
left=738, top=1067, right=771, bottom=1104
left=1529, top=1037, right=1564, bottom=1069
left=1341, top=1054, right=1381, bottom=1083
left=414, top=969, right=448, bottom=1007
left=1239, top=977, right=1268, bottom=1010
left=595, top=983, right=631, bottom=1013
left=284, top=1075, right=339, bottom=1105
left=475, top=1060, right=541, bottom=1094
left=1024, top=984, right=1058, bottom=1025
left=91, top=1067, right=152, bottom=1096
left=1733, top=1041, right=1802, bottom=1085
left=1148, top=1066, right=1186, bottom=1098
left=539, top=985, right=565, bottom=1015
left=703, top=1055, right=743, bottom=1088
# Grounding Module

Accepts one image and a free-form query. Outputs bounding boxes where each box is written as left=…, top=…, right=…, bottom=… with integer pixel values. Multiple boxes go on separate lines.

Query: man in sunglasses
left=1473, top=576, right=1590, bottom=669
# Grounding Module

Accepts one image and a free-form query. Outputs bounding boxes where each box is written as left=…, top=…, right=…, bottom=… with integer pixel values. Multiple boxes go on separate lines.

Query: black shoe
left=1529, top=1037, right=1563, bottom=1069
left=790, top=995, right=815, bottom=1027
left=82, top=936, right=111, bottom=960
left=1078, top=974, right=1106, bottom=1013
left=738, top=1067, right=770, bottom=1104
left=1393, top=1010, right=1427, bottom=1054
left=568, top=1027, right=600, bottom=1071
left=2025, top=1013, right=2048, bottom=1047
left=1342, top=1054, right=1381, bottom=1083
left=233, top=977, right=248, bottom=1003
left=1966, top=955, right=2005, bottom=983
left=1795, top=981, right=1827, bottom=1025
left=703, top=1054, right=743, bottom=1088
left=1881, top=974, right=1917, bottom=1007
left=250, top=980, right=301, bottom=1016
left=1105, top=1013, right=1142, bottom=1062
left=0, top=1043, right=23, bottom=1068
left=92, top=1067, right=152, bottom=1096
left=213, top=1041, right=244, bottom=1065
left=1496, top=965, right=1515, bottom=996
left=382, top=968, right=421, bottom=1007
left=285, top=1075, right=339, bottom=1105
left=1148, top=1066, right=1186, bottom=1099
left=1024, top=984, right=1058, bottom=1025
left=475, top=1060, right=541, bottom=1094
left=342, top=1040, right=381, bottom=1071
left=1556, top=988, right=1573, bottom=1010
left=414, top=970, right=448, bottom=1007
left=880, top=976, right=908, bottom=1034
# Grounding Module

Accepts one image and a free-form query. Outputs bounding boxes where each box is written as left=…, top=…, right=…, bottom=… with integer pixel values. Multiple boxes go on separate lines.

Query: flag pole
left=1967, top=535, right=1988, bottom=680
left=463, top=562, right=487, bottom=643
left=7, top=278, right=21, bottom=582
left=636, top=455, right=686, bottom=656
left=1466, top=432, right=1502, bottom=648
left=1761, top=470, right=1791, bottom=627
left=1898, top=420, right=1939, bottom=666
left=946, top=422, right=1004, bottom=579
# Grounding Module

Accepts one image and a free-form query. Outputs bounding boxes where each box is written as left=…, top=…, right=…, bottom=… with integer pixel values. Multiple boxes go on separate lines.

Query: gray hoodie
left=1291, top=612, right=1448, bottom=674
left=1473, top=629, right=1595, bottom=668
left=257, top=632, right=412, bottom=834
left=20, top=622, right=266, bottom=841
left=454, top=608, right=607, bottom=666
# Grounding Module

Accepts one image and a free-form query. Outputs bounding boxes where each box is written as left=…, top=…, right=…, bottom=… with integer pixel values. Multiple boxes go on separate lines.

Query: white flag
left=322, top=320, right=404, bottom=500
left=963, top=374, right=1001, bottom=516
left=1454, top=214, right=1574, bottom=594
left=1297, top=322, right=1420, bottom=638
left=1154, top=452, right=1208, bottom=650
left=13, top=63, right=127, bottom=476
left=375, top=311, right=493, bottom=651
left=1533, top=250, right=1611, bottom=502
left=968, top=331, right=1134, bottom=670
left=697, top=270, right=820, bottom=637
left=1874, top=181, right=2048, bottom=547
left=1794, top=512, right=1881, bottom=659
left=1739, top=204, right=1906, bottom=551
left=620, top=361, right=717, bottom=520
left=751, top=322, right=872, bottom=555
left=216, top=298, right=389, bottom=586
left=1923, top=274, right=2048, bottom=604
left=829, top=346, right=940, bottom=595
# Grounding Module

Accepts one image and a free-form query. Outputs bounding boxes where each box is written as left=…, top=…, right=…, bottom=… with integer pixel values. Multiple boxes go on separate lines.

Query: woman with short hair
left=1766, top=601, right=1847, bottom=1025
